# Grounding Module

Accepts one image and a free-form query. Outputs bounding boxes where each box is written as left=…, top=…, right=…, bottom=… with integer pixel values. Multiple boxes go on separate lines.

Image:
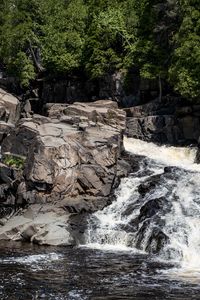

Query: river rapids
left=1, top=137, right=200, bottom=299
left=85, top=137, right=200, bottom=278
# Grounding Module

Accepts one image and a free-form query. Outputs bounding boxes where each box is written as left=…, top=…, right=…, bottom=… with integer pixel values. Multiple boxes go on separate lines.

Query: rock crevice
left=0, top=92, right=128, bottom=245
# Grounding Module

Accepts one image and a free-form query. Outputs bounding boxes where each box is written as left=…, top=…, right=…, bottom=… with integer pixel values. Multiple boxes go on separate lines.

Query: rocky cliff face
left=0, top=93, right=129, bottom=245
left=24, top=71, right=156, bottom=112
left=125, top=97, right=200, bottom=146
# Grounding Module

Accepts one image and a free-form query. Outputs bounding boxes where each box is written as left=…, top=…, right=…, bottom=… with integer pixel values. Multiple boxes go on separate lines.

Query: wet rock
left=135, top=217, right=169, bottom=254
left=120, top=153, right=141, bottom=174
left=116, top=157, right=131, bottom=179
left=163, top=166, right=185, bottom=176
left=145, top=228, right=169, bottom=254
left=137, top=174, right=162, bottom=197
left=164, top=166, right=175, bottom=173
left=195, top=148, right=200, bottom=164
left=195, top=138, right=200, bottom=163
left=135, top=219, right=151, bottom=250
left=138, top=197, right=165, bottom=222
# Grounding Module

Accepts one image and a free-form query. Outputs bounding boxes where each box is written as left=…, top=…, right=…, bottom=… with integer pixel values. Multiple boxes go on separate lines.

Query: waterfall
left=84, top=137, right=200, bottom=270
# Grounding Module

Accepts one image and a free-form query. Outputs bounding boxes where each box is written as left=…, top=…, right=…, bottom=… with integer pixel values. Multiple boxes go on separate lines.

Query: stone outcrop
left=0, top=88, right=20, bottom=142
left=0, top=204, right=74, bottom=246
left=0, top=100, right=128, bottom=245
left=47, top=100, right=126, bottom=136
left=125, top=97, right=200, bottom=146
left=2, top=100, right=126, bottom=203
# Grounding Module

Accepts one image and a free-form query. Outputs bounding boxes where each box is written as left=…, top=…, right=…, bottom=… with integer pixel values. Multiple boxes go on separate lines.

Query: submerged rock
left=137, top=174, right=162, bottom=197
left=138, top=197, right=165, bottom=222
left=145, top=227, right=169, bottom=254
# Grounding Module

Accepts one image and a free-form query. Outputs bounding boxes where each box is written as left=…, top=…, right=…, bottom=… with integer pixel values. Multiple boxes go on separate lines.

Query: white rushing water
left=85, top=137, right=200, bottom=275
left=124, top=137, right=199, bottom=171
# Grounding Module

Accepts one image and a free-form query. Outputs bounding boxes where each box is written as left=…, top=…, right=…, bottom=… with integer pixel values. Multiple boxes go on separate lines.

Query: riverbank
left=1, top=87, right=200, bottom=246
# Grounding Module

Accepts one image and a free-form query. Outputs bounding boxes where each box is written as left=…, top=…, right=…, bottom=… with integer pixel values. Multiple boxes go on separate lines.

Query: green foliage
left=0, top=0, right=199, bottom=100
left=169, top=1, right=200, bottom=99
left=10, top=52, right=36, bottom=87
left=39, top=0, right=87, bottom=73
left=0, top=0, right=87, bottom=85
left=0, top=0, right=40, bottom=86
left=3, top=155, right=25, bottom=170
left=84, top=5, right=131, bottom=77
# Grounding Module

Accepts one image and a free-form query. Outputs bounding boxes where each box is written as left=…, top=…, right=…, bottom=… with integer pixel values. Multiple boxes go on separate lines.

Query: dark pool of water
left=0, top=242, right=199, bottom=300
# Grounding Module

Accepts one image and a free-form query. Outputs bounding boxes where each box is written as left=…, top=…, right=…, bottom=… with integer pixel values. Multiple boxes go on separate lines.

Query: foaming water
left=124, top=137, right=199, bottom=171
left=0, top=137, right=200, bottom=297
left=82, top=243, right=145, bottom=253
left=1, top=253, right=62, bottom=264
left=85, top=137, right=200, bottom=279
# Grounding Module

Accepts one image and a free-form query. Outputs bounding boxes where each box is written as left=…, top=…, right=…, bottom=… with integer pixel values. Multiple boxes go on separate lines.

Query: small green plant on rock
left=3, top=154, right=25, bottom=170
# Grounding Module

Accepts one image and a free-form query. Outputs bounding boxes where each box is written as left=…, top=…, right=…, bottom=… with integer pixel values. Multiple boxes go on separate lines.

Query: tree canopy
left=0, top=0, right=199, bottom=100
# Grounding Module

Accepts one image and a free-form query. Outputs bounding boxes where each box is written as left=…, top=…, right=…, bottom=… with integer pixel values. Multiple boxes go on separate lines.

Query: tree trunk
left=28, top=41, right=45, bottom=73
left=158, top=75, right=162, bottom=101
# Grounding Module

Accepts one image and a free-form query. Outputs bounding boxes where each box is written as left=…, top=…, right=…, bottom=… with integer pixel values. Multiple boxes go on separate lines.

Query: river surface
left=1, top=138, right=200, bottom=299
left=0, top=242, right=200, bottom=300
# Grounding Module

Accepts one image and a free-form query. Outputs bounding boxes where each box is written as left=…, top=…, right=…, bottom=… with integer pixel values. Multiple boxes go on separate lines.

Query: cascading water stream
left=1, top=139, right=200, bottom=298
left=84, top=137, right=200, bottom=273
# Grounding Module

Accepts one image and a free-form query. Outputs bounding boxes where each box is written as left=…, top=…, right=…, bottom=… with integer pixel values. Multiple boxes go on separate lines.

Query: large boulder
left=2, top=100, right=126, bottom=205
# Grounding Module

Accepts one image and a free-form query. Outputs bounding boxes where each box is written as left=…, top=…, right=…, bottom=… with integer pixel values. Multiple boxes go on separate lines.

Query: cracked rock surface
left=0, top=98, right=128, bottom=245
